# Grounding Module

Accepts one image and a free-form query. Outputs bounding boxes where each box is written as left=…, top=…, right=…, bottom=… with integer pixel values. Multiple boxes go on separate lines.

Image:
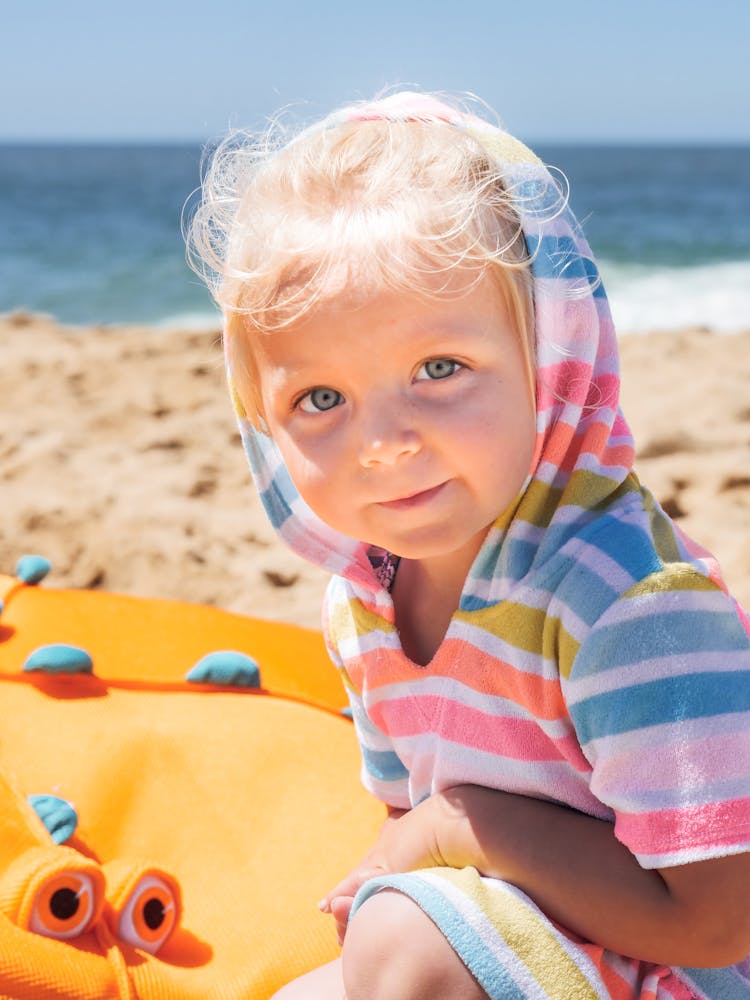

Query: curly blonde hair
left=186, top=96, right=535, bottom=420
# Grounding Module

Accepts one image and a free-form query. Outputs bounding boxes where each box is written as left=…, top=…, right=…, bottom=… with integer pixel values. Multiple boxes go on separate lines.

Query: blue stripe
left=550, top=556, right=621, bottom=629
left=571, top=671, right=750, bottom=743
left=678, top=965, right=750, bottom=1000
left=572, top=608, right=749, bottom=677
left=351, top=874, right=530, bottom=1000
left=258, top=481, right=292, bottom=530
left=580, top=516, right=662, bottom=581
left=361, top=746, right=409, bottom=782
left=526, top=235, right=605, bottom=298
left=503, top=537, right=542, bottom=584
left=514, top=177, right=567, bottom=217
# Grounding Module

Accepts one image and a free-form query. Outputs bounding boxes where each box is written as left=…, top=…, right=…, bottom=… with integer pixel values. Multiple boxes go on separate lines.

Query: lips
left=376, top=482, right=447, bottom=511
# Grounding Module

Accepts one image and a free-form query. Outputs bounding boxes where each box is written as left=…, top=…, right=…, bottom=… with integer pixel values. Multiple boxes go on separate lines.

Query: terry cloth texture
left=231, top=93, right=750, bottom=997
left=0, top=573, right=384, bottom=998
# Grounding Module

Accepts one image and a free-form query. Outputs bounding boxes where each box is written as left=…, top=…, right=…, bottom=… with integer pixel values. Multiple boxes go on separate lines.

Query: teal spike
left=341, top=706, right=354, bottom=719
left=15, top=554, right=52, bottom=585
left=186, top=650, right=261, bottom=688
left=24, top=644, right=94, bottom=675
left=28, top=794, right=79, bottom=845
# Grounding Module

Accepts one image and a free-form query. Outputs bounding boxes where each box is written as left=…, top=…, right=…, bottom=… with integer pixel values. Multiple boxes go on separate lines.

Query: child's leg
left=271, top=958, right=344, bottom=998
left=342, top=888, right=486, bottom=1000
left=272, top=889, right=486, bottom=1000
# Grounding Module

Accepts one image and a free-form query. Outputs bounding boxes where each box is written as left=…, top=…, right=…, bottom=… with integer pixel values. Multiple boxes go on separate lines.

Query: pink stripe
left=536, top=358, right=594, bottom=411
left=609, top=733, right=750, bottom=791
left=369, top=695, right=591, bottom=771
left=356, top=640, right=569, bottom=723
left=612, top=411, right=631, bottom=437
left=615, top=796, right=750, bottom=855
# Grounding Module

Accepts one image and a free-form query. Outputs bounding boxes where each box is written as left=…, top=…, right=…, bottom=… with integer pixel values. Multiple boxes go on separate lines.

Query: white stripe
left=569, top=537, right=639, bottom=593
left=565, top=647, right=750, bottom=702
left=416, top=871, right=610, bottom=999
left=585, top=710, right=750, bottom=757
left=366, top=674, right=573, bottom=739
left=447, top=618, right=556, bottom=677
left=337, top=627, right=401, bottom=660
left=381, top=737, right=603, bottom=816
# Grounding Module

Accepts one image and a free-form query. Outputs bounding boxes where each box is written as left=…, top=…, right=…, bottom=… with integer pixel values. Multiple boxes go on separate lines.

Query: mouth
left=376, top=482, right=448, bottom=511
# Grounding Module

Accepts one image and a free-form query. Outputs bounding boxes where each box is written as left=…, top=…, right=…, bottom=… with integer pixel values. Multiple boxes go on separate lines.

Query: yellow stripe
left=468, top=128, right=543, bottom=167
left=455, top=602, right=547, bottom=658
left=328, top=597, right=396, bottom=646
left=640, top=486, right=682, bottom=564
left=557, top=621, right=581, bottom=680
left=624, top=563, right=720, bottom=599
left=515, top=478, right=564, bottom=527
left=433, top=868, right=602, bottom=1000
left=228, top=377, right=247, bottom=419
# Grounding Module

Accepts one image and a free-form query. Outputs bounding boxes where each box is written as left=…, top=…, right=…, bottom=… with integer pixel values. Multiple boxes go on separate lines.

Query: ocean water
left=1, top=142, right=748, bottom=333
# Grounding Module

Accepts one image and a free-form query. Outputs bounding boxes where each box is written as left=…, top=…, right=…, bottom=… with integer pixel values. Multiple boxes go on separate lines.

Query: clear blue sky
left=4, top=0, right=749, bottom=143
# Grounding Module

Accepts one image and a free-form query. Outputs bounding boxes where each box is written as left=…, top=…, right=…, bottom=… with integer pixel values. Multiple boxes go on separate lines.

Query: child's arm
left=437, top=786, right=750, bottom=967
left=321, top=786, right=750, bottom=967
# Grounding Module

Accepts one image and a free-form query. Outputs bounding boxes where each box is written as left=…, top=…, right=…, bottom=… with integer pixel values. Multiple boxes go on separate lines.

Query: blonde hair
left=186, top=96, right=535, bottom=420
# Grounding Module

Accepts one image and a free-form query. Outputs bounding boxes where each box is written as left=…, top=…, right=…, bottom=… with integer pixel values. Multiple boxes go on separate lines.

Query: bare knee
left=271, top=958, right=344, bottom=998
left=342, top=889, right=486, bottom=1000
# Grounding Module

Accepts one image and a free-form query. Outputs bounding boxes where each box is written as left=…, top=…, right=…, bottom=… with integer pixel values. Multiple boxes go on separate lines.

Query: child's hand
left=318, top=800, right=445, bottom=943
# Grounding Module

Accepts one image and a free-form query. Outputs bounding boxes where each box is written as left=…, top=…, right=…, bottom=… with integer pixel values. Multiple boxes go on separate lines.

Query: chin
left=389, top=529, right=488, bottom=563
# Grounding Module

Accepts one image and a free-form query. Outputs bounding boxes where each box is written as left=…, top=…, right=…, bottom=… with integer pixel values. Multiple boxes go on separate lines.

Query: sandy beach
left=1, top=312, right=749, bottom=628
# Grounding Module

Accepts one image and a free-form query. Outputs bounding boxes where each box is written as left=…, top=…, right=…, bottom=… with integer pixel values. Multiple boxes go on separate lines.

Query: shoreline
left=1, top=313, right=749, bottom=627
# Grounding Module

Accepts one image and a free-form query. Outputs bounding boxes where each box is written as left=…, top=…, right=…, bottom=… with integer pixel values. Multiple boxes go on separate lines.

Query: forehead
left=251, top=269, right=514, bottom=379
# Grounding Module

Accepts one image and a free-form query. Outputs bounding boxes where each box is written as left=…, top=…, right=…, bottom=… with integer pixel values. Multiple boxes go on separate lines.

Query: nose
left=357, top=399, right=422, bottom=468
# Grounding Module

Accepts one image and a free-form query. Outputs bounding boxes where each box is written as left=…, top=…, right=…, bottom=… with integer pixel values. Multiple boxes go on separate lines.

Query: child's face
left=253, top=270, right=537, bottom=568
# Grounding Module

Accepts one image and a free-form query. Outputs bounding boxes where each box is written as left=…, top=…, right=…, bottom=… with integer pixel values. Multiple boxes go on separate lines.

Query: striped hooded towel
left=230, top=93, right=750, bottom=998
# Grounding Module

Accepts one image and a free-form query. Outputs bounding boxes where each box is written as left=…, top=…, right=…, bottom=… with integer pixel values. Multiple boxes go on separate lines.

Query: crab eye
left=29, top=872, right=97, bottom=940
left=117, top=875, right=178, bottom=954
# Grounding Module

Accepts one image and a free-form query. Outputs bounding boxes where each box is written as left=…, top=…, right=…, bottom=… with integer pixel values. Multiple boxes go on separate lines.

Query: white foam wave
left=601, top=260, right=750, bottom=334
left=155, top=309, right=222, bottom=332
left=150, top=262, right=750, bottom=338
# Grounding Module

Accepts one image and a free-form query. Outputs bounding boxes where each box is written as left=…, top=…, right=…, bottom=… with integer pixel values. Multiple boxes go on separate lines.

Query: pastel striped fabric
left=350, top=867, right=750, bottom=1000
left=231, top=94, right=750, bottom=997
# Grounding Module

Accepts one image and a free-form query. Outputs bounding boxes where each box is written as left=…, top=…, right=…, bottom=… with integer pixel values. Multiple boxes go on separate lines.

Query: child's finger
left=318, top=865, right=382, bottom=913
left=316, top=893, right=354, bottom=945
left=330, top=895, right=353, bottom=925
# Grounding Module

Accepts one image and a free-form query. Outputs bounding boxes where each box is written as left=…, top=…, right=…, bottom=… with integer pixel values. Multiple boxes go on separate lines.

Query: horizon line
left=2, top=134, right=749, bottom=148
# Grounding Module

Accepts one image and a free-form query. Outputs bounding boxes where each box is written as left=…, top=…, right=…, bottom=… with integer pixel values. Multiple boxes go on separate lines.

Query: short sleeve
left=322, top=578, right=411, bottom=809
left=564, top=565, right=750, bottom=868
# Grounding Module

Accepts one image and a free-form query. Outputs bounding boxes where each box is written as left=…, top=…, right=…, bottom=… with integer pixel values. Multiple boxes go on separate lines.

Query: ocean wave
left=156, top=309, right=222, bottom=332
left=601, top=259, right=750, bottom=334
left=151, top=260, right=750, bottom=336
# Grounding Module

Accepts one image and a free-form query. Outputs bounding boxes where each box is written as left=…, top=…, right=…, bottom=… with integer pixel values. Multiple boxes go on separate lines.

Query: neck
left=391, top=529, right=487, bottom=666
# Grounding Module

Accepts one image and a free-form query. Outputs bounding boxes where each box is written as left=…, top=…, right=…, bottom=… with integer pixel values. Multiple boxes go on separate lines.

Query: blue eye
left=299, top=387, right=343, bottom=413
left=417, top=359, right=461, bottom=381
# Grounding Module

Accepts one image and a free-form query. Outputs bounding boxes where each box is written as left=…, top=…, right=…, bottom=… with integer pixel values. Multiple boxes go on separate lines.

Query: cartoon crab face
left=4, top=842, right=180, bottom=956
left=0, top=563, right=385, bottom=998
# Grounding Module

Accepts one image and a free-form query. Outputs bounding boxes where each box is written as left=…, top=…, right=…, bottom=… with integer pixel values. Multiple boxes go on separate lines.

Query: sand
left=1, top=311, right=749, bottom=628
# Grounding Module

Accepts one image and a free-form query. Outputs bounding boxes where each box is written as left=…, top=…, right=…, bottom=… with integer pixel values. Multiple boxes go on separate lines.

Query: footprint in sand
left=188, top=478, right=217, bottom=498
left=263, top=569, right=299, bottom=588
left=721, top=475, right=750, bottom=491
left=638, top=433, right=700, bottom=460
left=659, top=477, right=689, bottom=520
left=142, top=438, right=186, bottom=452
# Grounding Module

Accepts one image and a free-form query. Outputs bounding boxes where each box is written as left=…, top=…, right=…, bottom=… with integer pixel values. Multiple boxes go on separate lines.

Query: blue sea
left=1, top=142, right=749, bottom=332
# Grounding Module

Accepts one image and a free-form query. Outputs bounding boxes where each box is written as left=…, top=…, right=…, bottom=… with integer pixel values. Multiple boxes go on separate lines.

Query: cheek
left=272, top=432, right=349, bottom=520
left=455, top=394, right=535, bottom=481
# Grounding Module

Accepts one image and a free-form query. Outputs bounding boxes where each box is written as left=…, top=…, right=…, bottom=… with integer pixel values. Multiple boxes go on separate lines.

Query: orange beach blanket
left=0, top=558, right=383, bottom=998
